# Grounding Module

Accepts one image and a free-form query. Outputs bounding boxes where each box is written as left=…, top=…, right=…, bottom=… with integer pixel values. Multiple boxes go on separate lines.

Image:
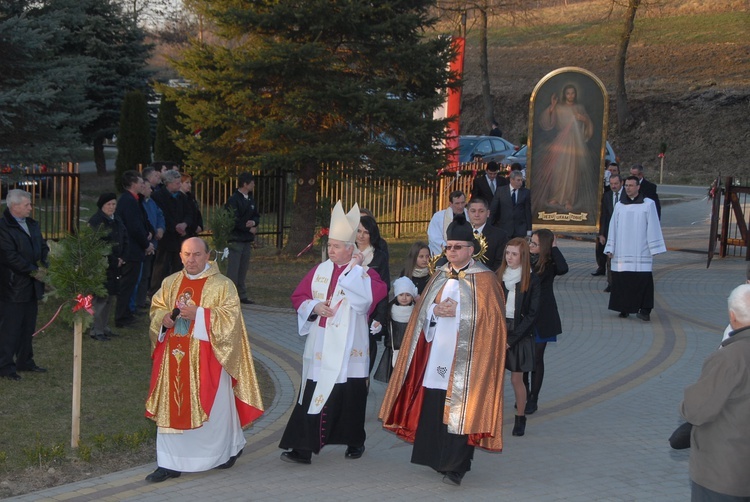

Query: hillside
left=457, top=2, right=749, bottom=185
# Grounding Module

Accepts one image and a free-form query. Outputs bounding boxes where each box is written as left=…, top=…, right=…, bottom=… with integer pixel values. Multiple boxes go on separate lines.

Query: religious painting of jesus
left=526, top=67, right=608, bottom=232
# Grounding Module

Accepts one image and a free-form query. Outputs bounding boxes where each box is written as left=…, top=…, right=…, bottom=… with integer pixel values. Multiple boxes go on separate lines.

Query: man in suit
left=115, top=171, right=154, bottom=327
left=470, top=161, right=507, bottom=206
left=630, top=164, right=661, bottom=219
left=596, top=174, right=623, bottom=291
left=467, top=198, right=508, bottom=271
left=490, top=170, right=532, bottom=239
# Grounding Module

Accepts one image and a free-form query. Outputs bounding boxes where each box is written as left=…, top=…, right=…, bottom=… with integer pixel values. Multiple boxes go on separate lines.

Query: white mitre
left=328, top=200, right=360, bottom=242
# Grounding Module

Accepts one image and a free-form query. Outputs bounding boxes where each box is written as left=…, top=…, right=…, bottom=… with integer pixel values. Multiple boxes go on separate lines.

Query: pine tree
left=115, top=90, right=151, bottom=190
left=153, top=97, right=185, bottom=164
left=166, top=0, right=456, bottom=253
left=37, top=0, right=152, bottom=174
left=45, top=225, right=110, bottom=330
left=0, top=2, right=94, bottom=162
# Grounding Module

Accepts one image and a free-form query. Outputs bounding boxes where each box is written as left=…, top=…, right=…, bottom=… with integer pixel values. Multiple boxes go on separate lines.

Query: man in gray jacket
left=681, top=283, right=750, bottom=501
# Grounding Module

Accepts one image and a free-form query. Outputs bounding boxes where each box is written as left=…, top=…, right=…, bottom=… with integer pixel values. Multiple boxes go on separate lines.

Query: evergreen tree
left=36, top=0, right=152, bottom=175
left=167, top=0, right=456, bottom=253
left=115, top=90, right=151, bottom=190
left=0, top=3, right=94, bottom=162
left=153, top=96, right=184, bottom=164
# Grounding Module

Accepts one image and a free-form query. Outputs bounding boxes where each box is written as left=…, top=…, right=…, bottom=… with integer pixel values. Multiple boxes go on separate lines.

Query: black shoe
left=240, top=298, right=255, bottom=305
left=604, top=286, right=611, bottom=293
left=618, top=312, right=629, bottom=318
left=90, top=333, right=111, bottom=341
left=345, top=445, right=365, bottom=459
left=591, top=269, right=606, bottom=276
left=2, top=373, right=21, bottom=381
left=636, top=312, right=651, bottom=322
left=512, top=415, right=527, bottom=436
left=280, top=450, right=311, bottom=465
left=216, top=448, right=243, bottom=469
left=525, top=397, right=538, bottom=415
left=145, top=467, right=181, bottom=483
left=17, top=364, right=47, bottom=373
left=442, top=471, right=463, bottom=486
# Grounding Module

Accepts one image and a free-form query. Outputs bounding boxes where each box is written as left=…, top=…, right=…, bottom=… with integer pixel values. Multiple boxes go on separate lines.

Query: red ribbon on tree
left=72, top=294, right=94, bottom=315
left=296, top=228, right=330, bottom=258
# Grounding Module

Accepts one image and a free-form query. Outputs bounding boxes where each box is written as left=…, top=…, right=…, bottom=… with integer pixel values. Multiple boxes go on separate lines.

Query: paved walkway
left=11, top=186, right=748, bottom=501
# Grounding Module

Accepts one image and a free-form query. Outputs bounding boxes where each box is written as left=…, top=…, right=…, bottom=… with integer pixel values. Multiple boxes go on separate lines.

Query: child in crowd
left=374, top=277, right=418, bottom=383
left=399, top=241, right=431, bottom=297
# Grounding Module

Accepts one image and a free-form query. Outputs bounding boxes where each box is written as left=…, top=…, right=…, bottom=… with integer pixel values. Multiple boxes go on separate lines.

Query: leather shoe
left=442, top=471, right=463, bottom=486
left=2, top=373, right=21, bottom=381
left=591, top=269, right=606, bottom=276
left=280, top=450, right=311, bottom=465
left=636, top=312, right=651, bottom=322
left=90, top=333, right=111, bottom=341
left=618, top=312, right=629, bottom=318
left=240, top=298, right=255, bottom=305
left=216, top=448, right=243, bottom=469
left=604, top=286, right=611, bottom=293
left=17, top=364, right=47, bottom=373
left=345, top=445, right=365, bottom=459
left=145, top=467, right=181, bottom=483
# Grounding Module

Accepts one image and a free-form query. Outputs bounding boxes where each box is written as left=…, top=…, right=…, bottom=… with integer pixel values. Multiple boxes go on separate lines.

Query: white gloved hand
left=369, top=320, right=382, bottom=335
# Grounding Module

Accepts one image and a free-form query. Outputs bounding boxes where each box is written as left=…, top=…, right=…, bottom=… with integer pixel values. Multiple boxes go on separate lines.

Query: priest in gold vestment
left=379, top=214, right=507, bottom=487
left=144, top=237, right=263, bottom=482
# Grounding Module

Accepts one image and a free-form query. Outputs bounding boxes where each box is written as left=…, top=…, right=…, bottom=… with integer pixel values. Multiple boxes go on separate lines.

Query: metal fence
left=1, top=163, right=80, bottom=240
left=192, top=162, right=483, bottom=247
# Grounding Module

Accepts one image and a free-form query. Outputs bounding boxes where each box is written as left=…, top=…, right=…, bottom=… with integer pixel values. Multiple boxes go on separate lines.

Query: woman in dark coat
left=525, top=229, right=568, bottom=414
left=88, top=193, right=127, bottom=341
left=356, top=216, right=390, bottom=373
left=497, top=237, right=540, bottom=437
left=399, top=241, right=432, bottom=297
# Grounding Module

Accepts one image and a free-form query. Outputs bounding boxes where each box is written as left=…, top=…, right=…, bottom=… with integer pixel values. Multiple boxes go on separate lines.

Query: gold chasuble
left=146, top=262, right=263, bottom=430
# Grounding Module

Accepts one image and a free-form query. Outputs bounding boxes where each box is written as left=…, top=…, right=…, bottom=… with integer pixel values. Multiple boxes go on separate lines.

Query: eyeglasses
left=445, top=244, right=471, bottom=251
left=529, top=241, right=539, bottom=247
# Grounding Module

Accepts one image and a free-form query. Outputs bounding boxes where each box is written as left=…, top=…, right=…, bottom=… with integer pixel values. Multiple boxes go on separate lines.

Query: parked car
left=458, top=135, right=517, bottom=164
left=504, top=141, right=617, bottom=169
left=1, top=165, right=51, bottom=199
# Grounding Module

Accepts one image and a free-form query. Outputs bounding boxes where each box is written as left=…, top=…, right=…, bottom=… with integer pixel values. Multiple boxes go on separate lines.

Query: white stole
left=422, top=279, right=460, bottom=390
left=301, top=260, right=355, bottom=414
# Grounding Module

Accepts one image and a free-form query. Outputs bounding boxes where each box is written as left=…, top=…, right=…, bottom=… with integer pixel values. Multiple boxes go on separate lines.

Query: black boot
left=525, top=395, right=538, bottom=415
left=512, top=415, right=526, bottom=436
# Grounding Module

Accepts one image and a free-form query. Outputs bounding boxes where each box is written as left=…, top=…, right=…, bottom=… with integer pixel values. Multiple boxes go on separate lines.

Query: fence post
left=66, top=162, right=79, bottom=234
left=394, top=181, right=403, bottom=239
left=720, top=176, right=733, bottom=258
left=276, top=168, right=285, bottom=249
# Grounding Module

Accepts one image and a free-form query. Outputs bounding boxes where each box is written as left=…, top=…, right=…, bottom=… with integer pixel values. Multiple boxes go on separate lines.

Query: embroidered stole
left=163, top=276, right=208, bottom=429
left=302, top=261, right=354, bottom=414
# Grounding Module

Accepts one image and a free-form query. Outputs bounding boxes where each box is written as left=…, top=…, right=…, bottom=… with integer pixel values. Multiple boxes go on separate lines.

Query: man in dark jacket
left=0, top=190, right=50, bottom=380
left=225, top=172, right=260, bottom=304
left=115, top=171, right=154, bottom=327
left=150, top=170, right=191, bottom=294
left=630, top=164, right=661, bottom=219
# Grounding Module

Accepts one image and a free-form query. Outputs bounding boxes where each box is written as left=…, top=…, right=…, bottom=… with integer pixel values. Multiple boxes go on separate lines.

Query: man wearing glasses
left=381, top=214, right=507, bottom=487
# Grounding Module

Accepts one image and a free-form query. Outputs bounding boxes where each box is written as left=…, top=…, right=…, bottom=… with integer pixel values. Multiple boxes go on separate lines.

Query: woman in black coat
left=88, top=193, right=127, bottom=341
left=356, top=216, right=390, bottom=373
left=525, top=229, right=568, bottom=414
left=498, top=237, right=540, bottom=437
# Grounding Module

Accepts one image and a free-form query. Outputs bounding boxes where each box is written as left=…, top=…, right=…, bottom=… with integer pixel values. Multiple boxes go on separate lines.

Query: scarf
left=412, top=267, right=430, bottom=278
left=503, top=266, right=522, bottom=318
left=360, top=245, right=375, bottom=267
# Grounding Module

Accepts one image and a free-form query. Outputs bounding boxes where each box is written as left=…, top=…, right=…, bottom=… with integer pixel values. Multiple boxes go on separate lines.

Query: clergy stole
left=158, top=276, right=208, bottom=430
left=303, top=261, right=353, bottom=414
